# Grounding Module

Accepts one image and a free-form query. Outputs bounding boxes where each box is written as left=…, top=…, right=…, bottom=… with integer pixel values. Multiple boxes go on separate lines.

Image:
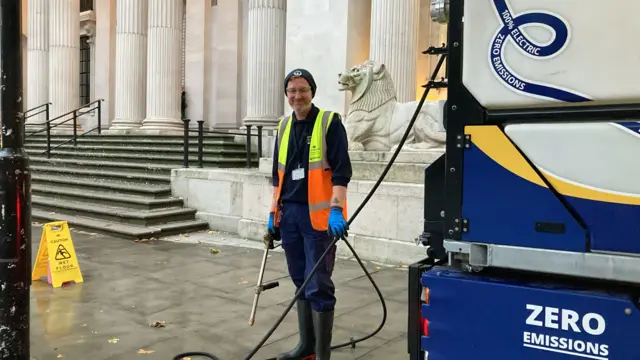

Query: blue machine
left=407, top=0, right=640, bottom=359
left=420, top=268, right=639, bottom=360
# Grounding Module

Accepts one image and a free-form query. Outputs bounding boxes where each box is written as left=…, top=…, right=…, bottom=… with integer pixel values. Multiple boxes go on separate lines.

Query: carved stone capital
left=83, top=22, right=96, bottom=43
left=80, top=8, right=96, bottom=42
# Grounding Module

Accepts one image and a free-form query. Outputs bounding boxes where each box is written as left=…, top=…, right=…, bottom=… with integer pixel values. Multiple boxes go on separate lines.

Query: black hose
left=172, top=52, right=447, bottom=360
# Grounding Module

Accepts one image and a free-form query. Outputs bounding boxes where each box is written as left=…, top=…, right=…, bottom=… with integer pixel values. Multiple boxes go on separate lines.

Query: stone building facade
left=23, top=0, right=447, bottom=133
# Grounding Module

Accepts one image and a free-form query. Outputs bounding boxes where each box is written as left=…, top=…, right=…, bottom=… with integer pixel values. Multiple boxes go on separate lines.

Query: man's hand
left=265, top=212, right=280, bottom=248
left=268, top=212, right=276, bottom=234
left=267, top=212, right=281, bottom=239
left=328, top=206, right=349, bottom=238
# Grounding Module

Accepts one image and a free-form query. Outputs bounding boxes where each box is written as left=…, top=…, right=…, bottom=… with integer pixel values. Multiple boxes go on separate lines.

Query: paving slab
left=27, top=225, right=413, bottom=360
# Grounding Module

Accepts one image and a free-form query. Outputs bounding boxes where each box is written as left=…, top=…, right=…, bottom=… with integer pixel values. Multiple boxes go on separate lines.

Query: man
left=267, top=68, right=352, bottom=360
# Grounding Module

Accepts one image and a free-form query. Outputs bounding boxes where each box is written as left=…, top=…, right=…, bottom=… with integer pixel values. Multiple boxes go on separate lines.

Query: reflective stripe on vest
left=274, top=109, right=348, bottom=231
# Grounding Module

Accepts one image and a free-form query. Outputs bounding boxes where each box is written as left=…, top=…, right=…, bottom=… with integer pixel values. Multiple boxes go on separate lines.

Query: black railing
left=182, top=119, right=263, bottom=169
left=24, top=99, right=103, bottom=158
left=23, top=103, right=52, bottom=141
left=23, top=102, right=51, bottom=124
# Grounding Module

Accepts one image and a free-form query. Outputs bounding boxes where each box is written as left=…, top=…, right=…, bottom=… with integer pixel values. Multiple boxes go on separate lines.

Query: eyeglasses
left=286, top=87, right=311, bottom=95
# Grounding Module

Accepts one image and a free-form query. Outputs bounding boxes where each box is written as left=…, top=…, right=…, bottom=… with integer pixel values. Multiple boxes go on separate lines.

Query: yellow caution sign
left=32, top=221, right=84, bottom=288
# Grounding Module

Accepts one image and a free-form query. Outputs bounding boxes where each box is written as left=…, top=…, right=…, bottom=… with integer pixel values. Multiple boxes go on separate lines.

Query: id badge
left=292, top=167, right=305, bottom=181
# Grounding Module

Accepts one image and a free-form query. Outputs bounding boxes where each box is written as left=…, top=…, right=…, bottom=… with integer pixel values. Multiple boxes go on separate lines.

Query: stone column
left=243, top=0, right=287, bottom=128
left=49, top=0, right=81, bottom=130
left=369, top=0, right=420, bottom=103
left=184, top=0, right=211, bottom=126
left=26, top=0, right=49, bottom=128
left=141, top=0, right=185, bottom=132
left=208, top=0, right=243, bottom=130
left=110, top=0, right=148, bottom=129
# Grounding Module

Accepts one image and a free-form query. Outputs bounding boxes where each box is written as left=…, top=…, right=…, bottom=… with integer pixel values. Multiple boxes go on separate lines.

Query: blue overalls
left=279, top=202, right=337, bottom=312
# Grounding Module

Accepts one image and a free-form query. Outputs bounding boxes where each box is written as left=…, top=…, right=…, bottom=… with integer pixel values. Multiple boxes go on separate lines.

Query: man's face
left=286, top=77, right=313, bottom=114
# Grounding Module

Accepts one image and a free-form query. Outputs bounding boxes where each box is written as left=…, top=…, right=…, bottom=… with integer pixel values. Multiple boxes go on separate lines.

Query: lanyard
left=289, top=124, right=309, bottom=167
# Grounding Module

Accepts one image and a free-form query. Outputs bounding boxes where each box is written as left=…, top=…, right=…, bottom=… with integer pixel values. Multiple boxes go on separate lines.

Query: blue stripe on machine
left=461, top=138, right=586, bottom=252
left=561, top=195, right=640, bottom=254
left=615, top=121, right=640, bottom=134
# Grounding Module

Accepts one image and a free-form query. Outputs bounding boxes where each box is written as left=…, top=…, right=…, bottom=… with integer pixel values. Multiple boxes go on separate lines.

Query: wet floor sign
left=32, top=221, right=84, bottom=288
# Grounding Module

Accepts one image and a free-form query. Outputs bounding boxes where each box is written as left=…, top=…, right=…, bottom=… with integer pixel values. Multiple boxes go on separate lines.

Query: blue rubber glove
left=328, top=207, right=349, bottom=238
left=268, top=212, right=276, bottom=234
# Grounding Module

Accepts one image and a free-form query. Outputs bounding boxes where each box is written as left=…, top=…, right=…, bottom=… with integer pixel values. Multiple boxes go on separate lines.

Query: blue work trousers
left=279, top=202, right=337, bottom=312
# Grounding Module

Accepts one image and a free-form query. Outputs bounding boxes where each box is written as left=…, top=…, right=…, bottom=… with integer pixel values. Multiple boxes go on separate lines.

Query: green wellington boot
left=311, top=309, right=334, bottom=360
left=277, top=299, right=316, bottom=360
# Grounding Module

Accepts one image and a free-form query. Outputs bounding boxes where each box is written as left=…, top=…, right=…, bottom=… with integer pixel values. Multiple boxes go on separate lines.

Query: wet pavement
left=29, top=226, right=414, bottom=360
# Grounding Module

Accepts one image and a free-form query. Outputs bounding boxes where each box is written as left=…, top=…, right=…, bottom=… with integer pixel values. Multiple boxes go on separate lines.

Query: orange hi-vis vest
left=272, top=109, right=348, bottom=231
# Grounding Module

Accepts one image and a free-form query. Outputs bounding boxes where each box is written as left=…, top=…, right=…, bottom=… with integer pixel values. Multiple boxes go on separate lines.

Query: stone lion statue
left=338, top=60, right=446, bottom=152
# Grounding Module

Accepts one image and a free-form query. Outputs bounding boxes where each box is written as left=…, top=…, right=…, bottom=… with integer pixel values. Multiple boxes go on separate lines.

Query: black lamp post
left=0, top=0, right=32, bottom=358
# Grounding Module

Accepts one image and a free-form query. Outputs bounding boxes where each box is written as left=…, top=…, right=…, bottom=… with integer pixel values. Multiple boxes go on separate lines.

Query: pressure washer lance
left=248, top=233, right=281, bottom=326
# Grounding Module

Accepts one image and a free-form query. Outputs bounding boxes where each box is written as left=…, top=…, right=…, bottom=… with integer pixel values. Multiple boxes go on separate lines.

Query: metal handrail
left=46, top=99, right=103, bottom=125
left=44, top=126, right=101, bottom=155
left=23, top=103, right=52, bottom=138
left=181, top=119, right=263, bottom=169
left=24, top=102, right=51, bottom=116
left=28, top=100, right=104, bottom=158
left=25, top=99, right=103, bottom=138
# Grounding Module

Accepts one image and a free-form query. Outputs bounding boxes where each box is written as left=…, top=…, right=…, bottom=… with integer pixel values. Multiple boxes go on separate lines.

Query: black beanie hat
left=284, top=68, right=317, bottom=97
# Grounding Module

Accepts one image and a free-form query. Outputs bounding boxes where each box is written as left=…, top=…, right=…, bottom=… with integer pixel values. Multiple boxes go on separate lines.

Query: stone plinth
left=110, top=0, right=148, bottom=130
left=27, top=0, right=49, bottom=127
left=171, top=149, right=444, bottom=265
left=141, top=0, right=184, bottom=131
left=172, top=167, right=429, bottom=265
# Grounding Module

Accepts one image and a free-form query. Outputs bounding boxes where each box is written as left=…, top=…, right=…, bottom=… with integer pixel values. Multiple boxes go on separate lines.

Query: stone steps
left=32, top=196, right=196, bottom=226
left=31, top=173, right=172, bottom=198
left=32, top=209, right=206, bottom=239
left=30, top=156, right=181, bottom=175
left=25, top=134, right=264, bottom=239
left=24, top=133, right=237, bottom=143
left=32, top=184, right=182, bottom=210
left=31, top=165, right=171, bottom=185
left=26, top=143, right=248, bottom=155
left=29, top=152, right=255, bottom=169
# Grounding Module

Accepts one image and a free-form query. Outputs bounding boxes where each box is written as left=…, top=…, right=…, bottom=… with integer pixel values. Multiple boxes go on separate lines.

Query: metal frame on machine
left=437, top=0, right=640, bottom=285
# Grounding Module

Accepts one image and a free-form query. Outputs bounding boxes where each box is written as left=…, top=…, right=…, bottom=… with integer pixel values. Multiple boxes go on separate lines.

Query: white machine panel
left=463, top=0, right=640, bottom=109
left=504, top=122, right=640, bottom=196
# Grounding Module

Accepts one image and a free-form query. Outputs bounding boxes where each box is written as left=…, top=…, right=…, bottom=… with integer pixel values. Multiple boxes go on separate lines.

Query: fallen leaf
left=137, top=349, right=156, bottom=354
left=149, top=321, right=166, bottom=328
left=210, top=248, right=220, bottom=254
left=108, top=337, right=119, bottom=344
